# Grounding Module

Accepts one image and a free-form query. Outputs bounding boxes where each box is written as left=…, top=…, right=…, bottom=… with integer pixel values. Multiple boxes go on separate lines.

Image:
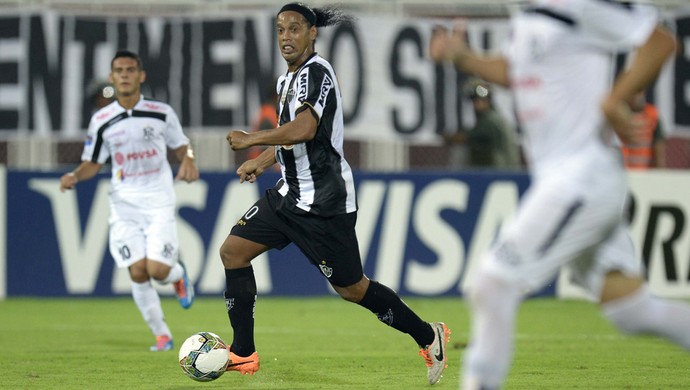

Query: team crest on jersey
left=143, top=126, right=155, bottom=141
left=284, top=87, right=295, bottom=105
left=319, top=261, right=333, bottom=278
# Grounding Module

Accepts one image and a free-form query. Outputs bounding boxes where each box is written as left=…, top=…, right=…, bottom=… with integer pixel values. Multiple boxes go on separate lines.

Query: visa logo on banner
left=3, top=169, right=690, bottom=299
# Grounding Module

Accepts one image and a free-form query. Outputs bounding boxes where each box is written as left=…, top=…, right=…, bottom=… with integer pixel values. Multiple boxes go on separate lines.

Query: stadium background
left=0, top=0, right=689, bottom=300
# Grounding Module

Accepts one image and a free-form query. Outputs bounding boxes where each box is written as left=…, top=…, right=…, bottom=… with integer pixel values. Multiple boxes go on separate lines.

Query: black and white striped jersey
left=274, top=54, right=357, bottom=216
left=81, top=95, right=189, bottom=196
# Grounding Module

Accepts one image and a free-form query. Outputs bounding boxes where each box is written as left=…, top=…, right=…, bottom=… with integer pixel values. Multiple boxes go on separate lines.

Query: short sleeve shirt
left=82, top=96, right=189, bottom=197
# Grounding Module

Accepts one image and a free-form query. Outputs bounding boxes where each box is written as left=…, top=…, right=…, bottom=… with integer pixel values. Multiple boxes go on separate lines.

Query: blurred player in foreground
left=222, top=2, right=450, bottom=385
left=429, top=1, right=690, bottom=389
left=60, top=50, right=199, bottom=351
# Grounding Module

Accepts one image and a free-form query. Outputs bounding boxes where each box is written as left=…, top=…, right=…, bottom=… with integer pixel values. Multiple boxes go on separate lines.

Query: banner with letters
left=1, top=9, right=689, bottom=142
left=2, top=167, right=690, bottom=299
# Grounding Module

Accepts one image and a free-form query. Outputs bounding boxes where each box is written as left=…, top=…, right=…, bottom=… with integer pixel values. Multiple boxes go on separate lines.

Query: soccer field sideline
left=0, top=297, right=688, bottom=389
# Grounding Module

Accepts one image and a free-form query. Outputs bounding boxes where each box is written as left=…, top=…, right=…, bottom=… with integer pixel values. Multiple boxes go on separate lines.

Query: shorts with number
left=109, top=198, right=179, bottom=268
left=479, top=158, right=643, bottom=297
left=230, top=188, right=364, bottom=287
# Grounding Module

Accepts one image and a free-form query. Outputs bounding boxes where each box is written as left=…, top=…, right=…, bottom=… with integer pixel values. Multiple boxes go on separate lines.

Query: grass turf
left=0, top=296, right=687, bottom=389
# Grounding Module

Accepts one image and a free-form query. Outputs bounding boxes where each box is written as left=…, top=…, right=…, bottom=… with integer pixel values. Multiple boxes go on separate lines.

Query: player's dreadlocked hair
left=278, top=2, right=355, bottom=28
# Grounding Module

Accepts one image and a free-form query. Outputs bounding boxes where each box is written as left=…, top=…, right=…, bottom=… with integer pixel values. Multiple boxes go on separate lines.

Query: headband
left=278, top=3, right=317, bottom=26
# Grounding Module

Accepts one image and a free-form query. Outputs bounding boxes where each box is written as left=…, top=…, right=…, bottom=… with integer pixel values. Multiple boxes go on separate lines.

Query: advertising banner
left=1, top=10, right=689, bottom=141
left=2, top=169, right=690, bottom=299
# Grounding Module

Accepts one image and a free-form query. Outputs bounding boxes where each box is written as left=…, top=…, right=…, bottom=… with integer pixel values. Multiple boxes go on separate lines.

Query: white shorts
left=481, top=158, right=643, bottom=298
left=108, top=196, right=179, bottom=269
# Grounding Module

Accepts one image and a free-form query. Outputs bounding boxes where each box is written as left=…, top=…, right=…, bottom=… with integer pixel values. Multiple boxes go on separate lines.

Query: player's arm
left=226, top=108, right=317, bottom=150
left=173, top=144, right=200, bottom=183
left=59, top=161, right=102, bottom=192
left=235, top=146, right=278, bottom=183
left=428, top=24, right=510, bottom=88
left=601, top=26, right=676, bottom=144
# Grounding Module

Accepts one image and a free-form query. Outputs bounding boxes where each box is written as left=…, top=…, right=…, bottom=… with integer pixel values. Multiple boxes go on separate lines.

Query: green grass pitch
left=0, top=296, right=687, bottom=389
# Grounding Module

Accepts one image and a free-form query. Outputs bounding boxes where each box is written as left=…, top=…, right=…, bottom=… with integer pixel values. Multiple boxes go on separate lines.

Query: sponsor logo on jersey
left=297, top=71, right=308, bottom=103
left=115, top=152, right=125, bottom=165
left=143, top=102, right=163, bottom=111
left=512, top=76, right=542, bottom=89
left=317, top=75, right=333, bottom=107
left=84, top=135, right=93, bottom=146
left=96, top=108, right=116, bottom=121
left=127, top=148, right=159, bottom=160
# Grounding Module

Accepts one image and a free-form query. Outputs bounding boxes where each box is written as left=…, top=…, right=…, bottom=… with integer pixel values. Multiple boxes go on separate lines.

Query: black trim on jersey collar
left=525, top=7, right=576, bottom=27
left=91, top=111, right=128, bottom=163
left=131, top=110, right=166, bottom=122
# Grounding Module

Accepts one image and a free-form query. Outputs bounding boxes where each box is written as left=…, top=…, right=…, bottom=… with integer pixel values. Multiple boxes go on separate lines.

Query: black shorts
left=230, top=188, right=364, bottom=287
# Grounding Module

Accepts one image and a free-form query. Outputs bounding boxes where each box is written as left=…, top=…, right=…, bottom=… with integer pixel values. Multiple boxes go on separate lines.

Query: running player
left=222, top=2, right=450, bottom=385
left=429, top=1, right=690, bottom=389
left=60, top=50, right=198, bottom=351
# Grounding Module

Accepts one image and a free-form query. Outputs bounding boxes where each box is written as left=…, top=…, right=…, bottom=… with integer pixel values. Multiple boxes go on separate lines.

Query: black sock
left=357, top=280, right=434, bottom=347
left=224, top=266, right=257, bottom=357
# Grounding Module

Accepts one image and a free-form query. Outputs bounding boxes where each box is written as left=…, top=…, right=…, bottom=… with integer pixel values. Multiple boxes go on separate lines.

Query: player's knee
left=602, top=288, right=651, bottom=335
left=333, top=278, right=368, bottom=303
left=219, top=235, right=259, bottom=269
left=219, top=241, right=240, bottom=268
left=148, top=268, right=169, bottom=282
left=128, top=260, right=149, bottom=282
left=466, top=267, right=522, bottom=309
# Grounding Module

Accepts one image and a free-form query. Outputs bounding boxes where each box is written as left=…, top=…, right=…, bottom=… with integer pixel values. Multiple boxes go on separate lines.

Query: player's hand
left=429, top=21, right=468, bottom=64
left=59, top=172, right=78, bottom=192
left=226, top=130, right=251, bottom=151
left=175, top=157, right=200, bottom=183
left=236, top=160, right=264, bottom=183
left=601, top=98, right=645, bottom=145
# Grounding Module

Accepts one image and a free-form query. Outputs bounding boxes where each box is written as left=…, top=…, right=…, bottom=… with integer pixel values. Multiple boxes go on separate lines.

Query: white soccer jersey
left=82, top=95, right=189, bottom=199
left=506, top=0, right=658, bottom=177
left=478, top=1, right=660, bottom=294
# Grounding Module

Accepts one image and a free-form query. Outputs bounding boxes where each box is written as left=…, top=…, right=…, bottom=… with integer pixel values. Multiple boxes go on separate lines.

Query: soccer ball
left=178, top=332, right=229, bottom=382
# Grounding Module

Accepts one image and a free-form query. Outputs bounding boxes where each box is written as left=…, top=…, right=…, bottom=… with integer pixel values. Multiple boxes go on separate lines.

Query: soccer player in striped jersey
left=59, top=50, right=199, bottom=352
left=222, top=2, right=450, bottom=384
left=429, top=1, right=690, bottom=389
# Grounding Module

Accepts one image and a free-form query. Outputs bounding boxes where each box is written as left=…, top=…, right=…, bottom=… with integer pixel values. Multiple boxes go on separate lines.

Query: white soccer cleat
left=418, top=322, right=451, bottom=385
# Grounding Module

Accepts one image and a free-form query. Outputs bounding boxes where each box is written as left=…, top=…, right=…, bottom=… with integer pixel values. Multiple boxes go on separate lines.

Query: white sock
left=602, top=286, right=690, bottom=350
left=131, top=280, right=171, bottom=338
left=160, top=262, right=184, bottom=285
left=462, top=269, right=523, bottom=390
